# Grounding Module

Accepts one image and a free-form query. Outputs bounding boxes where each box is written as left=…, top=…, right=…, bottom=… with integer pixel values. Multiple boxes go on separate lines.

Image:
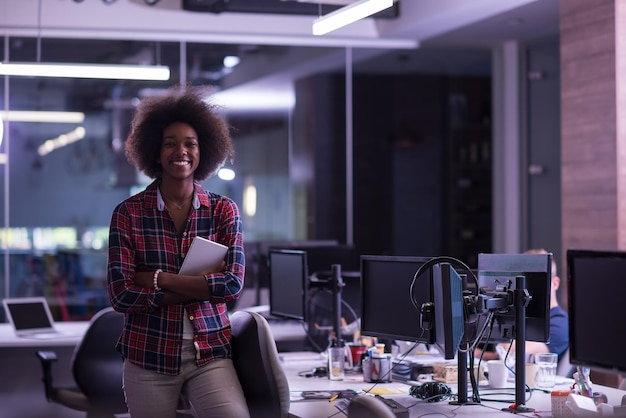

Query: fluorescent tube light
left=312, top=0, right=393, bottom=36
left=1, top=110, right=85, bottom=123
left=0, top=62, right=170, bottom=81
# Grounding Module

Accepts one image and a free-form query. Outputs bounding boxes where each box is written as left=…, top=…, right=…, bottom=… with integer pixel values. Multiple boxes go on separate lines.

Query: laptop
left=2, top=297, right=76, bottom=339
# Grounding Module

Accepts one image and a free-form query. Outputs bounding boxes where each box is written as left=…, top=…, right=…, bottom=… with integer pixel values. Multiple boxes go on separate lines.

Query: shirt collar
left=156, top=186, right=200, bottom=212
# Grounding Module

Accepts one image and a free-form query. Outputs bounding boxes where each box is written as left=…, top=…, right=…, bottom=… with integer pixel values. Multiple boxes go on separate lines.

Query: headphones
left=410, top=256, right=479, bottom=334
left=409, top=382, right=453, bottom=402
left=419, top=302, right=435, bottom=331
left=298, top=366, right=328, bottom=378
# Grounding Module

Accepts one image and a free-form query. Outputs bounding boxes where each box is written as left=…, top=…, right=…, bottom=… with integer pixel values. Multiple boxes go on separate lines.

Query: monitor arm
left=331, top=264, right=345, bottom=346
left=471, top=277, right=534, bottom=413
left=507, top=275, right=533, bottom=414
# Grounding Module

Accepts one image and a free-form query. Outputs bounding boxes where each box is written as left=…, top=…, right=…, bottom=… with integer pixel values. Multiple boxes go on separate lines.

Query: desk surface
left=1, top=315, right=307, bottom=348
left=0, top=321, right=89, bottom=347
left=280, top=352, right=626, bottom=418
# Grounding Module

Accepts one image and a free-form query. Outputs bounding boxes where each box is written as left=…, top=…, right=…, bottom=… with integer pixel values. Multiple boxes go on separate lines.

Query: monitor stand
left=450, top=341, right=479, bottom=405
left=503, top=275, right=533, bottom=414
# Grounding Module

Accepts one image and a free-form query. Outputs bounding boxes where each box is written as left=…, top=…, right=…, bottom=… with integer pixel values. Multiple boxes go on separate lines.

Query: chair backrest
left=348, top=396, right=397, bottom=418
left=72, top=307, right=127, bottom=415
left=230, top=310, right=290, bottom=418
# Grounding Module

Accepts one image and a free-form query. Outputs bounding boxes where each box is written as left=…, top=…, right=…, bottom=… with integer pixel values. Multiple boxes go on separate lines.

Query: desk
left=0, top=321, right=89, bottom=417
left=280, top=352, right=626, bottom=418
left=0, top=321, right=89, bottom=347
left=0, top=321, right=89, bottom=392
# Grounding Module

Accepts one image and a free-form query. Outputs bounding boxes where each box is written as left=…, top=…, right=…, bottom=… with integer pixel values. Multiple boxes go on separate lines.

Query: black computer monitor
left=476, top=252, right=552, bottom=343
left=268, top=249, right=308, bottom=321
left=359, top=255, right=433, bottom=343
left=276, top=244, right=359, bottom=276
left=567, top=249, right=626, bottom=375
left=432, top=262, right=465, bottom=360
left=273, top=243, right=362, bottom=319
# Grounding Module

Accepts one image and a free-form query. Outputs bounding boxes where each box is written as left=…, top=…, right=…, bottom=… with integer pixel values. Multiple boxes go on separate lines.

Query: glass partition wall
left=0, top=37, right=344, bottom=320
left=0, top=35, right=494, bottom=321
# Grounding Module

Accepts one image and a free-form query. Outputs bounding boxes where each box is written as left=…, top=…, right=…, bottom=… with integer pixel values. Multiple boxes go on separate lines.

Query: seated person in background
left=476, top=248, right=569, bottom=362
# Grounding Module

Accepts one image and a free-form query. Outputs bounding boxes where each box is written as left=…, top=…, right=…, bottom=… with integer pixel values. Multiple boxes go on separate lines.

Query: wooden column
left=561, top=0, right=624, bottom=253
left=560, top=0, right=626, bottom=387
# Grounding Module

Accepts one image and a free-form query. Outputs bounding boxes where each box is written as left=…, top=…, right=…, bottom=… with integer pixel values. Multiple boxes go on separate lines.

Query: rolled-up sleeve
left=107, top=201, right=164, bottom=314
left=204, top=196, right=245, bottom=303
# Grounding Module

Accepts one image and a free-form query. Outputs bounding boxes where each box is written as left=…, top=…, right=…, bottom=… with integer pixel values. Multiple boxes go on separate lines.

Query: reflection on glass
left=0, top=37, right=339, bottom=309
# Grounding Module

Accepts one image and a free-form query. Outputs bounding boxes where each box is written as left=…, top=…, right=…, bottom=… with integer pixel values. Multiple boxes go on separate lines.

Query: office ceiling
left=0, top=0, right=559, bottom=177
left=1, top=0, right=560, bottom=112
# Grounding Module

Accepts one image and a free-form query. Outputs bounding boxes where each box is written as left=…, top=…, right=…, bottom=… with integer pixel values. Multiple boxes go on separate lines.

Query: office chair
left=35, top=307, right=128, bottom=418
left=557, top=348, right=575, bottom=378
left=230, top=310, right=291, bottom=418
left=347, top=395, right=397, bottom=418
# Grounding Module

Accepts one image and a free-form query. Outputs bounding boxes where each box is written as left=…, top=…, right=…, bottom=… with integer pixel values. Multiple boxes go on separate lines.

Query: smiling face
left=159, top=122, right=200, bottom=182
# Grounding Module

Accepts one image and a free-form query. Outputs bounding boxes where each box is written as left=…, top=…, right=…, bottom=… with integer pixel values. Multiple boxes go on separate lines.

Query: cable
left=304, top=286, right=360, bottom=353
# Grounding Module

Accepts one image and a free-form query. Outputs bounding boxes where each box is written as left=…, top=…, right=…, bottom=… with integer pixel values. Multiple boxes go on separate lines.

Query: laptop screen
left=3, top=297, right=56, bottom=334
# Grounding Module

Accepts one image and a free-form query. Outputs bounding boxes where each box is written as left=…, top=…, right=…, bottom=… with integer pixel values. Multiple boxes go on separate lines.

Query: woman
left=107, top=85, right=249, bottom=417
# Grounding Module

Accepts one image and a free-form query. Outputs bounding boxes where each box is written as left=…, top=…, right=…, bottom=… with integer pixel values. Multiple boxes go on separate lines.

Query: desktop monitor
left=567, top=249, right=626, bottom=375
left=251, top=240, right=338, bottom=290
left=273, top=244, right=359, bottom=276
left=268, top=249, right=308, bottom=321
left=432, top=263, right=465, bottom=360
left=273, top=243, right=362, bottom=319
left=476, top=252, right=552, bottom=343
left=359, top=255, right=433, bottom=344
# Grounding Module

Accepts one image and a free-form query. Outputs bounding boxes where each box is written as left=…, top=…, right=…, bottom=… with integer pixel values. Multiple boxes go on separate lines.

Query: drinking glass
left=535, top=352, right=558, bottom=389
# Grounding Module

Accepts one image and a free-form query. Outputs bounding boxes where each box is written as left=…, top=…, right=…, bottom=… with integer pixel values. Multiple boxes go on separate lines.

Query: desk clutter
left=280, top=331, right=624, bottom=417
left=282, top=344, right=626, bottom=418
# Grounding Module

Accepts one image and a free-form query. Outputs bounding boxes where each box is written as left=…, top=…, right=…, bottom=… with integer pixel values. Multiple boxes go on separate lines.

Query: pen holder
left=362, top=354, right=392, bottom=383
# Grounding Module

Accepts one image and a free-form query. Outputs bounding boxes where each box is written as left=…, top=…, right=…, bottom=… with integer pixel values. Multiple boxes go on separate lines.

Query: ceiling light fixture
left=312, top=0, right=393, bottom=36
left=0, top=111, right=85, bottom=148
left=0, top=62, right=170, bottom=81
left=223, top=55, right=240, bottom=69
left=218, top=167, right=236, bottom=181
left=1, top=110, right=85, bottom=123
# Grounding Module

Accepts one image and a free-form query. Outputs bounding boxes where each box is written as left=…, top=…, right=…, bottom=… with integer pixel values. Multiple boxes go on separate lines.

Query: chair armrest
left=37, top=350, right=59, bottom=363
left=36, top=350, right=59, bottom=401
